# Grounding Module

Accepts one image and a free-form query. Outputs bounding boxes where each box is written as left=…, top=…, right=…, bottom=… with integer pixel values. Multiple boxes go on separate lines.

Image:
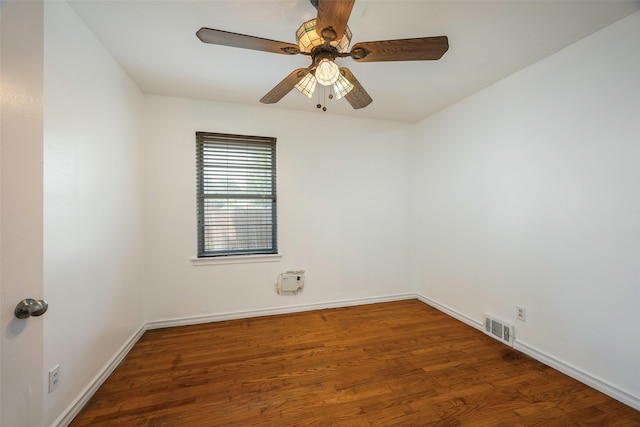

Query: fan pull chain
left=316, top=85, right=322, bottom=111
left=316, top=85, right=329, bottom=112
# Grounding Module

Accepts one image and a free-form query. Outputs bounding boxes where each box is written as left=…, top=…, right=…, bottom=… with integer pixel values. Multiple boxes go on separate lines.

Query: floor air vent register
left=483, top=314, right=515, bottom=347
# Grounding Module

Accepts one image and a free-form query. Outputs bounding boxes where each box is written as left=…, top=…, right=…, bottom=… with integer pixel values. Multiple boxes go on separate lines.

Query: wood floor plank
left=70, top=299, right=640, bottom=426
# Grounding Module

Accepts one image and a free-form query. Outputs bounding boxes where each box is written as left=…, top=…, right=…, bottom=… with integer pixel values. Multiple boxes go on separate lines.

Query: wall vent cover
left=483, top=314, right=514, bottom=347
left=276, top=270, right=305, bottom=294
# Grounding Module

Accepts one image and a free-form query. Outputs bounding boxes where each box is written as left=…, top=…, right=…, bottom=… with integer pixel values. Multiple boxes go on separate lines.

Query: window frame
left=196, top=131, right=277, bottom=258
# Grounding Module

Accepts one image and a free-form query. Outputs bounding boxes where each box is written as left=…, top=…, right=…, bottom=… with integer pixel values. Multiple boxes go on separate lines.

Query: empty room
left=1, top=0, right=639, bottom=425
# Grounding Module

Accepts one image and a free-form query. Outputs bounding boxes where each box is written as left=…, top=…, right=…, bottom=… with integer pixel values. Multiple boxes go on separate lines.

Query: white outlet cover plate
left=49, top=365, right=60, bottom=393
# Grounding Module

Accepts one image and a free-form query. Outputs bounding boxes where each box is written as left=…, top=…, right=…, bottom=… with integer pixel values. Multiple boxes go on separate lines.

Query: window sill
left=191, top=253, right=282, bottom=266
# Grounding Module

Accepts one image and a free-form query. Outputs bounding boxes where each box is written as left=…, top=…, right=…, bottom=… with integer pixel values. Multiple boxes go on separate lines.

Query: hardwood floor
left=71, top=299, right=640, bottom=426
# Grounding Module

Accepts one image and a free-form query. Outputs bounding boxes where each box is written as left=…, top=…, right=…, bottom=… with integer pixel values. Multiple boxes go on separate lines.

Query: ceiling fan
left=196, top=0, right=448, bottom=110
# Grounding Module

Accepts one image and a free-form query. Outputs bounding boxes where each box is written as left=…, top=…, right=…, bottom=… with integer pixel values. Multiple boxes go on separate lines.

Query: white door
left=1, top=1, right=46, bottom=426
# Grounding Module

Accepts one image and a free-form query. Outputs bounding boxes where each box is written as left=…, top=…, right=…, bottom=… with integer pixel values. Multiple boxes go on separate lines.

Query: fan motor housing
left=311, top=45, right=338, bottom=66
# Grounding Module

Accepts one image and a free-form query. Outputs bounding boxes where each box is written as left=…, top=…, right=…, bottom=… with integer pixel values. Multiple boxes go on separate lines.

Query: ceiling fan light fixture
left=295, top=19, right=352, bottom=53
left=315, top=59, right=340, bottom=86
left=332, top=73, right=354, bottom=100
left=294, top=72, right=317, bottom=98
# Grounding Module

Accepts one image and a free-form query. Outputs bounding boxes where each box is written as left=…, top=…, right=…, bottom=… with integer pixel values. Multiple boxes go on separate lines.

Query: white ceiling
left=68, top=0, right=640, bottom=123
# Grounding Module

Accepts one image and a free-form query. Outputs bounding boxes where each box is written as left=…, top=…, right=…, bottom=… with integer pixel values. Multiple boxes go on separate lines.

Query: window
left=196, top=132, right=277, bottom=257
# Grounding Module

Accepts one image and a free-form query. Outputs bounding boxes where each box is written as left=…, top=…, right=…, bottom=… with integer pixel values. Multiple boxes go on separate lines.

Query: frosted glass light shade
left=332, top=73, right=354, bottom=99
left=294, top=73, right=317, bottom=98
left=315, top=59, right=340, bottom=86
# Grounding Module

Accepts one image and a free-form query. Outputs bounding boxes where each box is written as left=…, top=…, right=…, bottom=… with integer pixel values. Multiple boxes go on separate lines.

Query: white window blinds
left=196, top=132, right=277, bottom=257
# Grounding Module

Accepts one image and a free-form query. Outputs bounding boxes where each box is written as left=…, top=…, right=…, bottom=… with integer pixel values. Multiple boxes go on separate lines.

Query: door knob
left=14, top=298, right=48, bottom=319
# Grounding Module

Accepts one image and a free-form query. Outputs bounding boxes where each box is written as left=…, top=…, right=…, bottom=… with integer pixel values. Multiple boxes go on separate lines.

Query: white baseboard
left=514, top=340, right=640, bottom=411
left=416, top=292, right=640, bottom=412
left=416, top=293, right=484, bottom=331
left=53, top=325, right=146, bottom=427
left=146, top=292, right=417, bottom=330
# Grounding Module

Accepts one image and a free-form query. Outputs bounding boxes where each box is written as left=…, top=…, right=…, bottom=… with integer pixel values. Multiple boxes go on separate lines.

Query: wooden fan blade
left=197, top=28, right=300, bottom=55
left=350, top=36, right=449, bottom=62
left=340, top=68, right=372, bottom=110
left=316, top=0, right=355, bottom=42
left=260, top=69, right=309, bottom=104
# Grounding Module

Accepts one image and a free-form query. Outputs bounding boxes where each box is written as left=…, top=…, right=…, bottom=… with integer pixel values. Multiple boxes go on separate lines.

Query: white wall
left=33, top=2, right=639, bottom=422
left=412, top=11, right=640, bottom=406
left=144, top=97, right=413, bottom=322
left=43, top=2, right=145, bottom=425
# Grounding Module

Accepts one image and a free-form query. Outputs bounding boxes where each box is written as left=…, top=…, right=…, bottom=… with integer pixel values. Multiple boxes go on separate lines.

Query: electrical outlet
left=49, top=365, right=60, bottom=393
left=516, top=306, right=526, bottom=322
